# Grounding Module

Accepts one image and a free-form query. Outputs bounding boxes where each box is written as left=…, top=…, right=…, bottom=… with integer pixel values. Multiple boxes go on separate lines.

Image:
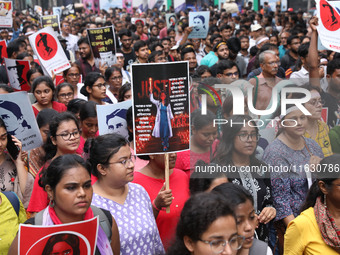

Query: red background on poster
left=19, top=217, right=98, bottom=255
left=35, top=33, right=58, bottom=60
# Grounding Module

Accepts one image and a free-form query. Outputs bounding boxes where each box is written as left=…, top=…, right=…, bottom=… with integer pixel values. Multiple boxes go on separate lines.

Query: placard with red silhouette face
left=4, top=58, right=30, bottom=91
left=29, top=26, right=70, bottom=77
left=317, top=0, right=340, bottom=52
left=0, top=1, right=12, bottom=27
left=18, top=216, right=98, bottom=255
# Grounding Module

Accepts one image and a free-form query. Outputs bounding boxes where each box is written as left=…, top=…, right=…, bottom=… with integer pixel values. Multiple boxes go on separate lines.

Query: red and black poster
left=29, top=26, right=70, bottom=77
left=317, top=0, right=340, bottom=52
left=132, top=62, right=190, bottom=155
left=4, top=58, right=30, bottom=91
left=18, top=217, right=98, bottom=255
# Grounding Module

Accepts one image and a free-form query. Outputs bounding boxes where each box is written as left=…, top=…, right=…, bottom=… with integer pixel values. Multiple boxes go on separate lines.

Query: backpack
left=34, top=205, right=112, bottom=241
left=2, top=191, right=20, bottom=216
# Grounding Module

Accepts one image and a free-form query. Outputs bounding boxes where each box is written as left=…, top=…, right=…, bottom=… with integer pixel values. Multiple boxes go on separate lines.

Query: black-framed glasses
left=237, top=133, right=260, bottom=142
left=56, top=130, right=80, bottom=141
left=92, top=83, right=107, bottom=89
left=107, top=155, right=136, bottom=168
left=199, top=235, right=245, bottom=254
left=58, top=92, right=74, bottom=98
left=223, top=71, right=239, bottom=77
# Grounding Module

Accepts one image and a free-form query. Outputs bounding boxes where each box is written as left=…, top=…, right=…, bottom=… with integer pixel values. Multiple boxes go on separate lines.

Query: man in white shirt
left=61, top=20, right=79, bottom=57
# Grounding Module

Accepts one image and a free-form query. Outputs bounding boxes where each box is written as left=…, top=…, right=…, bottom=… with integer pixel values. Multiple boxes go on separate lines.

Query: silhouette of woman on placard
left=37, top=34, right=53, bottom=55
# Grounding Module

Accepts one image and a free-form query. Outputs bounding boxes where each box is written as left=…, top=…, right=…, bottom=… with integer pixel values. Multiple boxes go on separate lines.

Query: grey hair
left=259, top=50, right=276, bottom=64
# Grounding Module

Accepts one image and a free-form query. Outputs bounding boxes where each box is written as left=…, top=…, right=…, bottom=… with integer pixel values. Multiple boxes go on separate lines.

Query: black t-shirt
left=321, top=91, right=340, bottom=127
left=280, top=52, right=297, bottom=71
left=122, top=49, right=136, bottom=70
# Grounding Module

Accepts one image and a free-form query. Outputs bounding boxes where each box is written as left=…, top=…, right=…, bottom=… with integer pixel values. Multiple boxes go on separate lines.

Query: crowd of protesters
left=1, top=2, right=340, bottom=255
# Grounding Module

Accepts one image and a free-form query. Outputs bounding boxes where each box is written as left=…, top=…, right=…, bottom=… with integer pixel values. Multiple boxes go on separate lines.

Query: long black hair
left=39, top=154, right=89, bottom=191
left=84, top=134, right=128, bottom=178
left=212, top=115, right=262, bottom=166
left=43, top=112, right=80, bottom=162
left=41, top=233, right=80, bottom=255
left=300, top=154, right=340, bottom=212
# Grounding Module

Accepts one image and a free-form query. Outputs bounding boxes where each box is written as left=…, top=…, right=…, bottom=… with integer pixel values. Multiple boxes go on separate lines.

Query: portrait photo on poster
left=97, top=100, right=132, bottom=138
left=188, top=11, right=210, bottom=39
left=0, top=92, right=42, bottom=150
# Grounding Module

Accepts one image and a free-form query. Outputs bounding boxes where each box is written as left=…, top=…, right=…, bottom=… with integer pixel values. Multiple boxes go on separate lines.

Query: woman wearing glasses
left=80, top=72, right=107, bottom=105
left=31, top=76, right=67, bottom=117
left=103, top=66, right=123, bottom=104
left=63, top=63, right=84, bottom=99
left=213, top=183, right=272, bottom=255
left=213, top=115, right=275, bottom=242
left=167, top=192, right=244, bottom=255
left=55, top=82, right=75, bottom=106
left=263, top=105, right=323, bottom=253
left=27, top=112, right=81, bottom=214
left=87, top=134, right=165, bottom=255
left=299, top=85, right=333, bottom=157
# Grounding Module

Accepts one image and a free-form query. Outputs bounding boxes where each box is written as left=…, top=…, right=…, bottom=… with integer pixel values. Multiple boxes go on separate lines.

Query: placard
left=4, top=58, right=30, bottom=91
left=41, top=15, right=61, bottom=33
left=29, top=26, right=71, bottom=77
left=87, top=25, right=116, bottom=67
left=0, top=92, right=43, bottom=150
left=0, top=1, right=12, bottom=28
left=188, top=11, right=210, bottom=39
left=97, top=100, right=132, bottom=138
left=132, top=62, right=190, bottom=155
left=317, top=0, right=340, bottom=52
left=18, top=217, right=98, bottom=255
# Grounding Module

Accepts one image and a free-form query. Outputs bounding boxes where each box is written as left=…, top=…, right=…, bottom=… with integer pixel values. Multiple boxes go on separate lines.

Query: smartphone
left=6, top=133, right=19, bottom=160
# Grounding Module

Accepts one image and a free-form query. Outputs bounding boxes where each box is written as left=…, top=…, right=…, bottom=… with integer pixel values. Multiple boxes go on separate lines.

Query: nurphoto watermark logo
left=198, top=79, right=312, bottom=127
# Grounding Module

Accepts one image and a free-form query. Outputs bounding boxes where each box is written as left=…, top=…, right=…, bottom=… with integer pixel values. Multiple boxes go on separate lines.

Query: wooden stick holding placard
left=164, top=153, right=170, bottom=213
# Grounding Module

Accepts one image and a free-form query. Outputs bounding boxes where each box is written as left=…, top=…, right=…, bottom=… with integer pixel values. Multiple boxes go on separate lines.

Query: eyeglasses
left=67, top=73, right=80, bottom=78
left=107, top=155, right=136, bottom=168
left=56, top=130, right=80, bottom=141
left=110, top=76, right=122, bottom=81
left=199, top=235, right=245, bottom=254
left=92, top=83, right=107, bottom=89
left=58, top=92, right=74, bottom=98
left=223, top=71, right=239, bottom=77
left=237, top=133, right=260, bottom=142
left=121, top=38, right=132, bottom=42
left=308, top=99, right=324, bottom=106
left=265, top=61, right=280, bottom=67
